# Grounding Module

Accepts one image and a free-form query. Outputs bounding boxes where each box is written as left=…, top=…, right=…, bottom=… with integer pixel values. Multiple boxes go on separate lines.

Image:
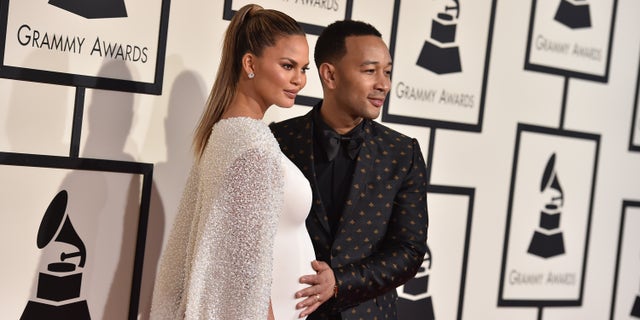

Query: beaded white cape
left=150, top=117, right=284, bottom=320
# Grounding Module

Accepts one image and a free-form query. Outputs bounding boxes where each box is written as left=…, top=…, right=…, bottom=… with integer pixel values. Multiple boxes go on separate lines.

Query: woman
left=150, top=4, right=317, bottom=319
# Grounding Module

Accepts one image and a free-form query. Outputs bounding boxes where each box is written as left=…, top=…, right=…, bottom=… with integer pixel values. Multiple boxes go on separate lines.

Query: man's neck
left=319, top=101, right=363, bottom=135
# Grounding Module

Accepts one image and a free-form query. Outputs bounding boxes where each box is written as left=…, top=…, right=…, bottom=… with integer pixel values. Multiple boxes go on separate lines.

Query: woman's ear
left=319, top=62, right=336, bottom=89
left=241, top=53, right=255, bottom=78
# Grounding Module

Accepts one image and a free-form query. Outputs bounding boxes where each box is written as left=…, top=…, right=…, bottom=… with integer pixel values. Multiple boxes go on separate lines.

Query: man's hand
left=295, top=260, right=336, bottom=318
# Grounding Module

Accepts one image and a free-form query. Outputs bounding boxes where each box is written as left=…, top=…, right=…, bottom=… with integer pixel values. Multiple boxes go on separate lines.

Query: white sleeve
left=184, top=147, right=283, bottom=319
left=150, top=165, right=200, bottom=320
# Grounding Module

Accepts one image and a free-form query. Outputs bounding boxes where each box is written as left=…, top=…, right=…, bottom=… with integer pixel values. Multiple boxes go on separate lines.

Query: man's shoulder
left=269, top=112, right=310, bottom=132
left=366, top=120, right=416, bottom=143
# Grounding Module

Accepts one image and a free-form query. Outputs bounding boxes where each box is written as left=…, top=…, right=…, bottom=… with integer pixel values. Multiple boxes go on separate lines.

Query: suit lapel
left=292, top=113, right=377, bottom=237
left=335, top=121, right=375, bottom=235
left=295, top=111, right=332, bottom=235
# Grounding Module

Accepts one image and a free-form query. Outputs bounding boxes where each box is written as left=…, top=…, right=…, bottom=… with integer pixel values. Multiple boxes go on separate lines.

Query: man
left=270, top=20, right=429, bottom=319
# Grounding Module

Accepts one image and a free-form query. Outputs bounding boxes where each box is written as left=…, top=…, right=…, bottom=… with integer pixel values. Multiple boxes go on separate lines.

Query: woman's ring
left=315, top=294, right=320, bottom=302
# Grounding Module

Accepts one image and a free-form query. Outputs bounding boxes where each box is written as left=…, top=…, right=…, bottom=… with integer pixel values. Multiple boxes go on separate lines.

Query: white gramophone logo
left=21, top=190, right=91, bottom=320
left=527, top=153, right=566, bottom=258
left=416, top=0, right=462, bottom=74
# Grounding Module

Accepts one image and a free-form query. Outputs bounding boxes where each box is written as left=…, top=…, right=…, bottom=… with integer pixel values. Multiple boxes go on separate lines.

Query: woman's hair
left=193, top=4, right=305, bottom=160
left=314, top=20, right=381, bottom=68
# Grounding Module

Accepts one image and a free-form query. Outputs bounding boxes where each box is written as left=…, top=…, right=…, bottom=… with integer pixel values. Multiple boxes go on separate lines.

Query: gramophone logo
left=554, top=0, right=592, bottom=29
left=416, top=0, right=462, bottom=74
left=48, top=0, right=128, bottom=19
left=527, top=153, right=566, bottom=258
left=633, top=293, right=640, bottom=317
left=398, top=245, right=434, bottom=320
left=20, top=190, right=91, bottom=320
left=632, top=257, right=640, bottom=318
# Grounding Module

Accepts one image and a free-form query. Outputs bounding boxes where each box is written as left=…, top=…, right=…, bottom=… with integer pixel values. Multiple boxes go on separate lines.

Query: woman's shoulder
left=207, top=117, right=280, bottom=159
left=213, top=117, right=275, bottom=143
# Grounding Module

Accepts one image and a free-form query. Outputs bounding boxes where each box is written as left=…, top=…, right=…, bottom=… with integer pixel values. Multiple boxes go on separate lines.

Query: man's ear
left=319, top=62, right=337, bottom=89
left=241, top=53, right=255, bottom=77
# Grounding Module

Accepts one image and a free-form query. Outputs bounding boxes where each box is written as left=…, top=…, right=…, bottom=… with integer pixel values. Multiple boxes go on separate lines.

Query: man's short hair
left=314, top=20, right=382, bottom=68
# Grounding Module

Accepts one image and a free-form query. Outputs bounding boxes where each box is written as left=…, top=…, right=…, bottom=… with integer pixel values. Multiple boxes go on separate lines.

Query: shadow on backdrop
left=137, top=55, right=206, bottom=320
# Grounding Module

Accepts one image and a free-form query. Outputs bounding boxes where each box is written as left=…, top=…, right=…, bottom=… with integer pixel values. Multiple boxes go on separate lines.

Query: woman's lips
left=284, top=90, right=298, bottom=99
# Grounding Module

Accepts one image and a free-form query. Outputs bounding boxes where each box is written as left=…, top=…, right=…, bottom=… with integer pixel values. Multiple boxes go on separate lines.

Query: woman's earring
left=248, top=72, right=255, bottom=79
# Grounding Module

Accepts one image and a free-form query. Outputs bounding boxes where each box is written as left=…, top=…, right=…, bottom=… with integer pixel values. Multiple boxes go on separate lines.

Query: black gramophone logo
left=554, top=0, right=592, bottom=29
left=20, top=190, right=91, bottom=320
left=416, top=0, right=462, bottom=74
left=632, top=254, right=640, bottom=318
left=398, top=245, right=434, bottom=320
left=527, top=153, right=566, bottom=258
left=48, top=0, right=128, bottom=19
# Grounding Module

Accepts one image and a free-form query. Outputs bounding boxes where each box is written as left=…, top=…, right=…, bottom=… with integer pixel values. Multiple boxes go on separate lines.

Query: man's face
left=331, top=35, right=392, bottom=121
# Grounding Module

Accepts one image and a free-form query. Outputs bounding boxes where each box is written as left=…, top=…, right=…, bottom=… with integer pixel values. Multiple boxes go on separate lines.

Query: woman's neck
left=222, top=91, right=266, bottom=120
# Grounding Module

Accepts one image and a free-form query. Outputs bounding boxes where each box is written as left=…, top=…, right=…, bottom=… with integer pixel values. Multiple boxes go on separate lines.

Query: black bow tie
left=321, top=129, right=364, bottom=161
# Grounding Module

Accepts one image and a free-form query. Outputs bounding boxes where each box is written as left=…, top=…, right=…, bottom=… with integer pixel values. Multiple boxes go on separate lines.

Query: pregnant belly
left=271, top=229, right=316, bottom=320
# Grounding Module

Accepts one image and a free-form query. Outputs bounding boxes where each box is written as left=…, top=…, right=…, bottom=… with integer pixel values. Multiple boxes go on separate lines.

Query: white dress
left=272, top=155, right=315, bottom=320
left=150, top=117, right=315, bottom=320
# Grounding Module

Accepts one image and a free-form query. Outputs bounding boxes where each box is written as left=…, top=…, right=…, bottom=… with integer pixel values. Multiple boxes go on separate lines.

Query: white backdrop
left=1, top=0, right=639, bottom=319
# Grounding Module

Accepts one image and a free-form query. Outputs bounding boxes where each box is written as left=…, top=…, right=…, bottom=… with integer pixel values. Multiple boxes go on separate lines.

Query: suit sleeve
left=332, top=138, right=428, bottom=310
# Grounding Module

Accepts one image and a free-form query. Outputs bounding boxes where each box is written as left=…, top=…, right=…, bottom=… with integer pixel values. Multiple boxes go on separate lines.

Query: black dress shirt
left=312, top=107, right=364, bottom=236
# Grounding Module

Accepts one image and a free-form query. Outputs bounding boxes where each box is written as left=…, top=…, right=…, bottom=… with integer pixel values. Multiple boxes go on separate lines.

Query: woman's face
left=252, top=34, right=309, bottom=108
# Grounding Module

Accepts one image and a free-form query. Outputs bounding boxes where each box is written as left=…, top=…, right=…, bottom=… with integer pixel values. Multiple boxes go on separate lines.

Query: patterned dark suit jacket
left=270, top=106, right=428, bottom=320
